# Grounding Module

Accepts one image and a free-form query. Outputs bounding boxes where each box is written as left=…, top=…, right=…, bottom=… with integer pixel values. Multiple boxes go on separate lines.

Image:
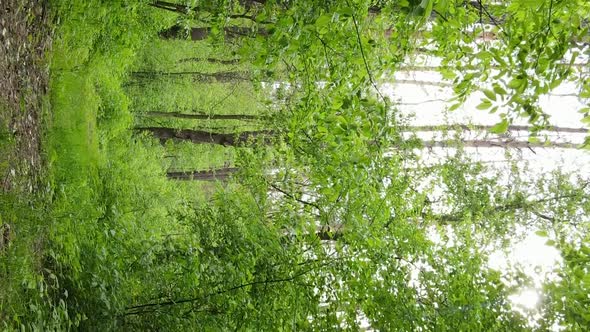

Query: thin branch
left=268, top=182, right=322, bottom=211
left=207, top=80, right=242, bottom=112
left=531, top=210, right=555, bottom=222
left=124, top=265, right=323, bottom=316
left=346, top=0, right=387, bottom=104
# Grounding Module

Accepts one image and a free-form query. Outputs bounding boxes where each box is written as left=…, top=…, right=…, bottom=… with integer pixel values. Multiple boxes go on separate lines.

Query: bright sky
left=384, top=69, right=589, bottom=325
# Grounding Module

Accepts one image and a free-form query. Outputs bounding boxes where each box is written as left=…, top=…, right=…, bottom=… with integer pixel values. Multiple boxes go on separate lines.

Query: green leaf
left=489, top=119, right=509, bottom=134
left=476, top=99, right=493, bottom=110
left=440, top=68, right=456, bottom=80
left=338, top=7, right=353, bottom=17
left=483, top=89, right=496, bottom=101
left=315, top=15, right=332, bottom=29
left=493, top=84, right=507, bottom=95
left=550, top=78, right=563, bottom=90
left=434, top=0, right=449, bottom=14
left=517, top=0, right=542, bottom=8
left=331, top=99, right=343, bottom=110
left=535, top=230, right=548, bottom=237
left=416, top=0, right=434, bottom=24
left=507, top=78, right=524, bottom=89
left=449, top=103, right=462, bottom=111
left=419, top=0, right=431, bottom=8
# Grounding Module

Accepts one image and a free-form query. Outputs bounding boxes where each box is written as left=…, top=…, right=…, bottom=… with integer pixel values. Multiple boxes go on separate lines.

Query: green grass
left=0, top=101, right=13, bottom=177
left=49, top=72, right=100, bottom=180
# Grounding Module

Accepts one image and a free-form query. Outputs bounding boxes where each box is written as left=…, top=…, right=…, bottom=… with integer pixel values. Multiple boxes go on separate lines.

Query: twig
left=346, top=0, right=387, bottom=104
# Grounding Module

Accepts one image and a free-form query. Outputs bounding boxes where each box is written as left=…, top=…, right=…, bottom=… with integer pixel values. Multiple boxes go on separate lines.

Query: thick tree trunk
left=423, top=139, right=581, bottom=149
left=160, top=25, right=267, bottom=41
left=136, top=127, right=273, bottom=146
left=149, top=1, right=503, bottom=24
left=131, top=70, right=249, bottom=83
left=388, top=80, right=586, bottom=98
left=149, top=1, right=189, bottom=13
left=177, top=57, right=241, bottom=65
left=139, top=127, right=581, bottom=148
left=167, top=167, right=239, bottom=181
left=406, top=124, right=589, bottom=134
left=143, top=111, right=264, bottom=121
left=149, top=1, right=269, bottom=22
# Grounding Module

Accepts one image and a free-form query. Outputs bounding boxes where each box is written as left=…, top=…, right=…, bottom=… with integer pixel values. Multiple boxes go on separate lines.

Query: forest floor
left=0, top=0, right=53, bottom=318
left=0, top=0, right=52, bottom=196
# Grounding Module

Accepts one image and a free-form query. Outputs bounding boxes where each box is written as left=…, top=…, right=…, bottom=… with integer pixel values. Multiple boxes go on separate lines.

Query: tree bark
left=177, top=57, right=241, bottom=65
left=388, top=79, right=588, bottom=99
left=143, top=111, right=264, bottom=121
left=136, top=127, right=273, bottom=146
left=159, top=25, right=267, bottom=41
left=148, top=1, right=189, bottom=14
left=405, top=124, right=588, bottom=134
left=167, top=167, right=239, bottom=181
left=149, top=1, right=271, bottom=22
left=131, top=70, right=250, bottom=83
left=149, top=1, right=503, bottom=24
left=138, top=126, right=582, bottom=149
left=422, top=139, right=581, bottom=149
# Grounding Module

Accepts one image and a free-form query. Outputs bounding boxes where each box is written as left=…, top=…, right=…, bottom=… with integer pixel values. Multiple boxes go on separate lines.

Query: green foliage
left=429, top=0, right=590, bottom=134
left=0, top=0, right=189, bottom=329
left=3, top=0, right=589, bottom=330
left=122, top=187, right=321, bottom=330
left=540, top=235, right=590, bottom=331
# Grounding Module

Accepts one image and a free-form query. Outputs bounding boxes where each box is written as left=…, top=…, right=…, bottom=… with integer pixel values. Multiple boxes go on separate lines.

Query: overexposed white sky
left=385, top=68, right=589, bottom=322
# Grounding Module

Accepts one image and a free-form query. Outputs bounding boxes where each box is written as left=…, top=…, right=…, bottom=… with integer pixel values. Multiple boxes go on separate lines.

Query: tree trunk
left=167, top=167, right=239, bottom=181
left=131, top=70, right=249, bottom=83
left=423, top=139, right=580, bottom=149
left=149, top=1, right=502, bottom=24
left=149, top=1, right=189, bottom=13
left=149, top=1, right=270, bottom=22
left=177, top=57, right=241, bottom=65
left=160, top=25, right=267, bottom=41
left=406, top=124, right=588, bottom=134
left=142, top=111, right=264, bottom=121
left=136, top=127, right=273, bottom=146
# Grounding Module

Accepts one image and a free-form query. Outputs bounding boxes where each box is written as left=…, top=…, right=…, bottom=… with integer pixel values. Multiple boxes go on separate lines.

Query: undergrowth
left=3, top=0, right=181, bottom=329
left=1, top=0, right=266, bottom=329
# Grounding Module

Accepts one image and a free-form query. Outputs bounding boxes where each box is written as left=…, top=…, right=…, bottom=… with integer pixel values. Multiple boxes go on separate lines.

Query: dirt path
left=0, top=0, right=52, bottom=194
